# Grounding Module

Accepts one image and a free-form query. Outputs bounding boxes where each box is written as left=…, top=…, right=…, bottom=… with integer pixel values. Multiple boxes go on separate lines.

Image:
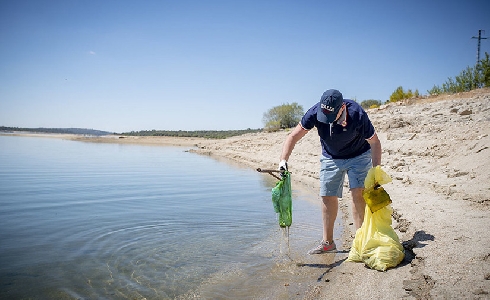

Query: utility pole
left=471, top=29, right=488, bottom=65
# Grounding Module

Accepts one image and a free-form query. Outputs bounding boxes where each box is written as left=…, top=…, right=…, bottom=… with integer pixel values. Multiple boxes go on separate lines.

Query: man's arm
left=367, top=133, right=381, bottom=167
left=280, top=123, right=309, bottom=162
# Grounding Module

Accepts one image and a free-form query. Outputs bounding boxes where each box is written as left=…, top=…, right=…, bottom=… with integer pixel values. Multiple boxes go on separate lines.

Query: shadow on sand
left=399, top=230, right=435, bottom=267
left=297, top=255, right=348, bottom=282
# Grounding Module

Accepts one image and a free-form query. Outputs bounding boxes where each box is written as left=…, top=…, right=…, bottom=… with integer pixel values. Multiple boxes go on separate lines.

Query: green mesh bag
left=271, top=171, right=292, bottom=228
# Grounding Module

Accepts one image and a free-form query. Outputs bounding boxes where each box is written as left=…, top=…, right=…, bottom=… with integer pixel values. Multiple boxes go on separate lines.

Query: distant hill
left=0, top=127, right=112, bottom=136
left=121, top=128, right=263, bottom=139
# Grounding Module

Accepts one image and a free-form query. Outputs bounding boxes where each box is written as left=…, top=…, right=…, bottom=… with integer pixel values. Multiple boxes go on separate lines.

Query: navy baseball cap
left=317, top=89, right=344, bottom=124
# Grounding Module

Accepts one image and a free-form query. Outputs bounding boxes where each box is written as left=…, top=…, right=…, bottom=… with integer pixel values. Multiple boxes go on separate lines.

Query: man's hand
left=279, top=159, right=288, bottom=172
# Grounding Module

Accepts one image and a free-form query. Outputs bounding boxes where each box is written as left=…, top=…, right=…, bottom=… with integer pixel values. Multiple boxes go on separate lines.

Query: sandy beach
left=7, top=88, right=489, bottom=299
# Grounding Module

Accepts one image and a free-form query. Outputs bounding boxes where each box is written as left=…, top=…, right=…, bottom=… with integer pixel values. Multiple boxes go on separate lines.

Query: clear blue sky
left=1, top=0, right=489, bottom=132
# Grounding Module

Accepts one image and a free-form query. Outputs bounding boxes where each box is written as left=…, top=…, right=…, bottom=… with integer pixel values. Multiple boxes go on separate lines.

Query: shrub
left=360, top=99, right=382, bottom=109
left=389, top=87, right=418, bottom=102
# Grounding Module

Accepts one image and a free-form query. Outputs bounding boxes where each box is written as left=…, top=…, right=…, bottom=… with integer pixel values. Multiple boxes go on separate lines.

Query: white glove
left=279, top=159, right=288, bottom=172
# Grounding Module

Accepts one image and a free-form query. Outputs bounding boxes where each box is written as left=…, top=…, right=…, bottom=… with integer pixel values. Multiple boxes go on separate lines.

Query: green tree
left=478, top=52, right=490, bottom=87
left=263, top=102, right=304, bottom=131
left=428, top=84, right=442, bottom=95
left=389, top=86, right=420, bottom=102
left=389, top=86, right=406, bottom=102
left=414, top=89, right=420, bottom=98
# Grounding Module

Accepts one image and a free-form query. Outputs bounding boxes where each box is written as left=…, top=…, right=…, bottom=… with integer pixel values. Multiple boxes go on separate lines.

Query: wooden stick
left=256, top=168, right=286, bottom=180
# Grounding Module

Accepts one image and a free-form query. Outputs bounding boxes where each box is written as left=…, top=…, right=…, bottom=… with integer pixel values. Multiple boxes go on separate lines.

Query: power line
left=471, top=29, right=488, bottom=65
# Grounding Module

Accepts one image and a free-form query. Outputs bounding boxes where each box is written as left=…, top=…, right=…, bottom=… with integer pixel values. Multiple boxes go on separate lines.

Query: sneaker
left=308, top=241, right=337, bottom=255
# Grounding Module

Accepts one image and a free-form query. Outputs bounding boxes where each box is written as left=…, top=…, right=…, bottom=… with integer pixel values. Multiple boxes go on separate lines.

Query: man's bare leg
left=321, top=196, right=338, bottom=243
left=351, top=188, right=366, bottom=229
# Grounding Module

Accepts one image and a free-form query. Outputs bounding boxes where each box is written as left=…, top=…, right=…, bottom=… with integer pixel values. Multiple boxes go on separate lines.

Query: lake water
left=0, top=135, right=342, bottom=299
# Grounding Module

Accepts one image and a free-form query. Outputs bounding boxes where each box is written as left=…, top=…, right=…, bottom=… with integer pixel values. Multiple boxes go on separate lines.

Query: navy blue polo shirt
left=300, top=99, right=375, bottom=159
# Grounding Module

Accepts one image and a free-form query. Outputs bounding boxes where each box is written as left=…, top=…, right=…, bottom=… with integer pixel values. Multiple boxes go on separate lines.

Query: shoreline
left=3, top=88, right=490, bottom=299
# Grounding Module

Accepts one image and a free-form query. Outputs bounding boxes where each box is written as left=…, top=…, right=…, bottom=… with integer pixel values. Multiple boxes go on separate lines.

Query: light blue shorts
left=319, top=150, right=372, bottom=198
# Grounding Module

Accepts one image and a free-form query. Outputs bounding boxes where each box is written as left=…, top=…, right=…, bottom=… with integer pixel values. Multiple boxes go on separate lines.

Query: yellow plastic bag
left=347, top=167, right=405, bottom=271
left=363, top=166, right=392, bottom=213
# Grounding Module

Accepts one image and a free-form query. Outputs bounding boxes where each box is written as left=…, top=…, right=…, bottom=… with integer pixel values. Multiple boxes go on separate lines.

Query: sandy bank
left=190, top=89, right=490, bottom=299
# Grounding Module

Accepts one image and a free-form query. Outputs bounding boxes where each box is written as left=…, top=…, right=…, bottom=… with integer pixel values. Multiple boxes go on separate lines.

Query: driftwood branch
left=256, top=168, right=287, bottom=180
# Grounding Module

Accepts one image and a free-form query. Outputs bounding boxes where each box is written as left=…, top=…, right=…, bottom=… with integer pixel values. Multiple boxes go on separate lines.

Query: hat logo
left=321, top=103, right=335, bottom=113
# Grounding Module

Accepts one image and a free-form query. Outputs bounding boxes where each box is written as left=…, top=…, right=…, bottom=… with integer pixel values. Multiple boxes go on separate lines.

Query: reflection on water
left=0, top=135, right=343, bottom=299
